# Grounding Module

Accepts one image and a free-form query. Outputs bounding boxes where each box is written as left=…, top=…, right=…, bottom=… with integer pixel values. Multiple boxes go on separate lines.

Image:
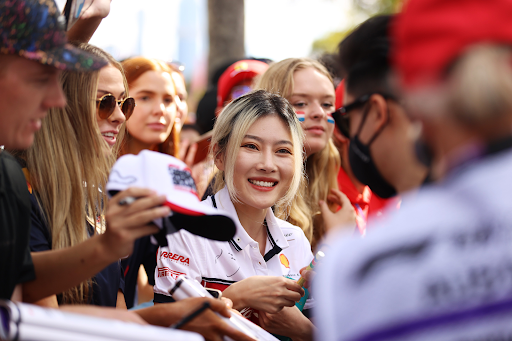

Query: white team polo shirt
left=154, top=186, right=314, bottom=321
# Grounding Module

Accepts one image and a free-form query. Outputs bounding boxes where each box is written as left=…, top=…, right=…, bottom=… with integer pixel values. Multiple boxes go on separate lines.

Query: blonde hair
left=256, top=58, right=340, bottom=248
left=210, top=89, right=305, bottom=210
left=15, top=43, right=127, bottom=304
left=120, top=57, right=179, bottom=156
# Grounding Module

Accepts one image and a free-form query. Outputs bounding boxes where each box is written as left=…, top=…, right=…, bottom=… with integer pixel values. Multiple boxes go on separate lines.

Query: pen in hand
left=170, top=302, right=211, bottom=329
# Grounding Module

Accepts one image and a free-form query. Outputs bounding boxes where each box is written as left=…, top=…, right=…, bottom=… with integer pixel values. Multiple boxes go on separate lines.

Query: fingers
left=221, top=297, right=234, bottom=309
left=110, top=187, right=157, bottom=205
left=207, top=298, right=231, bottom=319
left=319, top=199, right=331, bottom=218
left=185, top=143, right=198, bottom=168
left=107, top=188, right=170, bottom=229
left=283, top=277, right=304, bottom=293
left=302, top=270, right=314, bottom=289
left=179, top=139, right=191, bottom=160
left=330, top=188, right=352, bottom=209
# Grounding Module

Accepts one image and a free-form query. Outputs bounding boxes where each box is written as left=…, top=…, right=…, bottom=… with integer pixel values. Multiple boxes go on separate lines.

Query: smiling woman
left=154, top=90, right=315, bottom=339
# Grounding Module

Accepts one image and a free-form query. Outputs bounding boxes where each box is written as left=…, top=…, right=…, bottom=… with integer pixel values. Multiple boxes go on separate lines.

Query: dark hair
left=338, top=15, right=393, bottom=98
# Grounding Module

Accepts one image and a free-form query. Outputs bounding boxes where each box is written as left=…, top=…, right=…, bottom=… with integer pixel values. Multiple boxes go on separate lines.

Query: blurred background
left=55, top=0, right=400, bottom=122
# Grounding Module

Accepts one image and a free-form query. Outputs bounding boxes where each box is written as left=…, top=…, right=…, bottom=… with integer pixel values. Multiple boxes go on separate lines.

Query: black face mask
left=348, top=106, right=397, bottom=199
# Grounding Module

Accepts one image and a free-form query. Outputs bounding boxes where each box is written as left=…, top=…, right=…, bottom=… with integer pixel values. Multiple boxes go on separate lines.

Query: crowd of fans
left=2, top=0, right=512, bottom=340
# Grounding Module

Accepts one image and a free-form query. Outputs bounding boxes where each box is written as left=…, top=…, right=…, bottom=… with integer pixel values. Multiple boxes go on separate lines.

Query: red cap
left=217, top=60, right=269, bottom=108
left=335, top=80, right=345, bottom=110
left=393, top=0, right=512, bottom=88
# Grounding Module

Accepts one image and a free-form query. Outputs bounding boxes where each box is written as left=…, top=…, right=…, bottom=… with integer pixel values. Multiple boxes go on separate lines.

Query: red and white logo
left=157, top=267, right=186, bottom=279
left=159, top=251, right=190, bottom=266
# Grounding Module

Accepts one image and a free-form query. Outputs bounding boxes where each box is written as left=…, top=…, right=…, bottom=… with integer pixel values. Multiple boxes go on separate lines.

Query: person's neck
left=126, top=137, right=156, bottom=155
left=232, top=200, right=268, bottom=253
left=425, top=115, right=512, bottom=180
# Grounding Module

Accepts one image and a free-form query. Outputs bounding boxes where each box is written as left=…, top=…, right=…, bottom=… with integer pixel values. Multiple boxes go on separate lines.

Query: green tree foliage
left=311, top=0, right=402, bottom=55
left=312, top=29, right=352, bottom=54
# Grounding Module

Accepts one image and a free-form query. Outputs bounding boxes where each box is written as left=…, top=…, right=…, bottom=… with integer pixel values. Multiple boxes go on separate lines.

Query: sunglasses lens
left=332, top=110, right=351, bottom=138
left=98, top=95, right=116, bottom=119
left=122, top=97, right=135, bottom=119
left=339, top=118, right=350, bottom=138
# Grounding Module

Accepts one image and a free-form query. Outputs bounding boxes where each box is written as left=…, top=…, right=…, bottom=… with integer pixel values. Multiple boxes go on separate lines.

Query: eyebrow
left=135, top=90, right=156, bottom=95
left=244, top=134, right=293, bottom=146
left=97, top=90, right=126, bottom=98
left=290, top=92, right=334, bottom=99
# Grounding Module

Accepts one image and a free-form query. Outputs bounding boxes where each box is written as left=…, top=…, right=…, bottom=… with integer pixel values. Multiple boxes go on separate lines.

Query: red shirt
left=337, top=167, right=396, bottom=235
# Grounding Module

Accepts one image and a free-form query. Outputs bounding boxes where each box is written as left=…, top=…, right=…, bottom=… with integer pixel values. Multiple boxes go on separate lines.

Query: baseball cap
left=217, top=59, right=269, bottom=108
left=392, top=0, right=512, bottom=88
left=0, top=0, right=107, bottom=71
left=106, top=150, right=236, bottom=242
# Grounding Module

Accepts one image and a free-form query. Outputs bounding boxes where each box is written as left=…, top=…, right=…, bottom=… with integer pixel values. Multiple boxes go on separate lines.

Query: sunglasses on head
left=332, top=93, right=397, bottom=138
left=96, top=94, right=136, bottom=120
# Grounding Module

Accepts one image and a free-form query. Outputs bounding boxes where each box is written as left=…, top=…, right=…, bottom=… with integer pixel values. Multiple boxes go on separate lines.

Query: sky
left=56, top=0, right=366, bottom=85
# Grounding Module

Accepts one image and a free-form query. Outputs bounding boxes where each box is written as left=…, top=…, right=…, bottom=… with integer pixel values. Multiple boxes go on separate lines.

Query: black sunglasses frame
left=332, top=92, right=397, bottom=138
left=96, top=94, right=136, bottom=120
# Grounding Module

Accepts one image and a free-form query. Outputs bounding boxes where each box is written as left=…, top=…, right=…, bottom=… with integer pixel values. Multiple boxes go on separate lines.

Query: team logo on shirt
left=157, top=267, right=186, bottom=279
left=280, top=254, right=290, bottom=269
left=159, top=251, right=190, bottom=266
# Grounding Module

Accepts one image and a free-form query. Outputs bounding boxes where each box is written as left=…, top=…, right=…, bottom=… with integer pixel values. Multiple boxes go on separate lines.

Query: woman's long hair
left=256, top=58, right=341, bottom=249
left=14, top=43, right=127, bottom=304
left=120, top=57, right=179, bottom=156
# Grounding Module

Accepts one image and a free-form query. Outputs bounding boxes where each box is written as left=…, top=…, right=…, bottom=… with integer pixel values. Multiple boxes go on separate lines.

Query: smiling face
left=127, top=70, right=177, bottom=151
left=95, top=65, right=127, bottom=148
left=0, top=56, right=66, bottom=149
left=216, top=115, right=295, bottom=212
left=289, top=67, right=335, bottom=157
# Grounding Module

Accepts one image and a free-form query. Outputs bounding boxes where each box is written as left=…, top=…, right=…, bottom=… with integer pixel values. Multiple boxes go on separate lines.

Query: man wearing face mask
left=315, top=0, right=512, bottom=339
left=335, top=15, right=429, bottom=199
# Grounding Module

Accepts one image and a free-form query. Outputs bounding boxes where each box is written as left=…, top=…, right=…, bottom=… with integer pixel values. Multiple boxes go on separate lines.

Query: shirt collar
left=214, top=187, right=288, bottom=260
left=337, top=167, right=371, bottom=207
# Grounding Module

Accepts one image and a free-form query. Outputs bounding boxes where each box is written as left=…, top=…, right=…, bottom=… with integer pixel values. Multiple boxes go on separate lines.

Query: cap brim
left=20, top=43, right=107, bottom=72
left=168, top=213, right=236, bottom=241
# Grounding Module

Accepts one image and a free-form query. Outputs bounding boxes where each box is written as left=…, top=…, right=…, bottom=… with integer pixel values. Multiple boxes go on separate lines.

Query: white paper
left=0, top=300, right=203, bottom=341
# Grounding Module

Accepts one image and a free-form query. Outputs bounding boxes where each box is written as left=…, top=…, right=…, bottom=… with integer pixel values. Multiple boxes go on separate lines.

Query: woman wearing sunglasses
left=257, top=58, right=356, bottom=251
left=18, top=43, right=141, bottom=308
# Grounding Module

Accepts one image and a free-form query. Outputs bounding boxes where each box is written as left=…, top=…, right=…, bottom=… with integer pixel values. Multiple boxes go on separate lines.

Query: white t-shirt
left=154, top=186, right=314, bottom=322
left=315, top=147, right=512, bottom=341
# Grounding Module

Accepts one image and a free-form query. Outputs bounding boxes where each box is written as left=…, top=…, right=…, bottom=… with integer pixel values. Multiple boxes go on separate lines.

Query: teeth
left=102, top=132, right=115, bottom=138
left=249, top=179, right=276, bottom=187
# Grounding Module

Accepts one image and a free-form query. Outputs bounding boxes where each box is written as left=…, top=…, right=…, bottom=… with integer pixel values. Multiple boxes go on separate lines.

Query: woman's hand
left=179, top=139, right=198, bottom=169
left=299, top=266, right=315, bottom=289
left=223, top=276, right=304, bottom=313
left=320, top=188, right=356, bottom=233
left=79, top=0, right=112, bottom=20
left=259, top=306, right=314, bottom=341
left=100, top=187, right=169, bottom=260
